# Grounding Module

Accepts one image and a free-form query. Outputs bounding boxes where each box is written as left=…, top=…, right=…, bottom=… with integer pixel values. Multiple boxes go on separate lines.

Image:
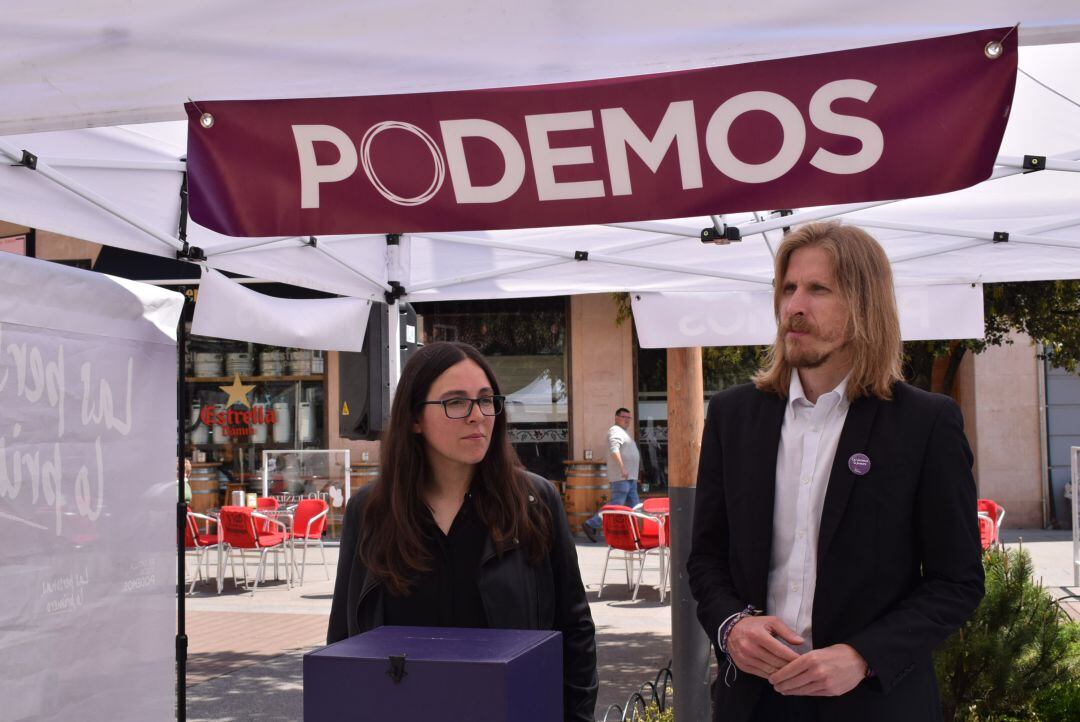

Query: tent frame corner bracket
left=1023, top=154, right=1047, bottom=172
left=385, top=281, right=406, bottom=305
left=177, top=242, right=206, bottom=262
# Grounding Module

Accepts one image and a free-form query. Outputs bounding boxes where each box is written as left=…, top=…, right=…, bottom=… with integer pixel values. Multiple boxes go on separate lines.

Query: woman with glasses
left=328, top=341, right=597, bottom=721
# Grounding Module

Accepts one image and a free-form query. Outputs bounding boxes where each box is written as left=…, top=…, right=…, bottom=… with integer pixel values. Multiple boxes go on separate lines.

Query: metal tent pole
left=175, top=168, right=194, bottom=722
left=175, top=291, right=192, bottom=722
left=667, top=347, right=711, bottom=721
left=387, top=299, right=401, bottom=395
left=385, top=234, right=405, bottom=401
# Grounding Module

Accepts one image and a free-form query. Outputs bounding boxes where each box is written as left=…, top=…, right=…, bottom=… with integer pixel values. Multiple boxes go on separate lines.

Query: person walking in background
left=582, top=407, right=641, bottom=542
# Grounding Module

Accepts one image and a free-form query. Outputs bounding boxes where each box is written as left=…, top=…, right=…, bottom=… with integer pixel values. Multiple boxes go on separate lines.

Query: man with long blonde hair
left=688, top=222, right=984, bottom=722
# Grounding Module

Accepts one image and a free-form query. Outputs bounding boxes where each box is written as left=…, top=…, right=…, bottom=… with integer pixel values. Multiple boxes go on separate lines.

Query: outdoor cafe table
left=204, top=507, right=299, bottom=591
left=256, top=507, right=300, bottom=583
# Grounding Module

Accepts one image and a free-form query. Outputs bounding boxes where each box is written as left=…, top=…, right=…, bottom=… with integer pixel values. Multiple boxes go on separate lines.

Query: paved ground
left=182, top=530, right=1079, bottom=721
left=184, top=537, right=675, bottom=720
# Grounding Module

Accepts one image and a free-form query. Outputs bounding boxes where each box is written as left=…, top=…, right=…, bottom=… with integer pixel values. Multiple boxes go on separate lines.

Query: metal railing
left=599, top=662, right=672, bottom=722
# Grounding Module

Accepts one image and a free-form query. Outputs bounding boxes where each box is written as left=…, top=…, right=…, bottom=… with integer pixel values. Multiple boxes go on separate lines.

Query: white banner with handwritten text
left=0, top=254, right=182, bottom=721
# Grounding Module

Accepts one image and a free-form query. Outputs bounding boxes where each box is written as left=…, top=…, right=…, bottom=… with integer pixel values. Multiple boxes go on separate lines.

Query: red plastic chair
left=637, top=510, right=663, bottom=547
left=288, top=498, right=330, bottom=585
left=255, top=496, right=280, bottom=533
left=977, top=514, right=995, bottom=551
left=639, top=497, right=672, bottom=597
left=217, top=506, right=289, bottom=594
left=598, top=505, right=667, bottom=602
left=599, top=505, right=638, bottom=592
left=633, top=498, right=671, bottom=539
left=184, top=507, right=221, bottom=594
left=977, top=498, right=1006, bottom=549
left=641, top=497, right=670, bottom=515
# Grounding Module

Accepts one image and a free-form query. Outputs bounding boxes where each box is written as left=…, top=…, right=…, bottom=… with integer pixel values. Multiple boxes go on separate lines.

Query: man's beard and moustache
left=781, top=314, right=845, bottom=369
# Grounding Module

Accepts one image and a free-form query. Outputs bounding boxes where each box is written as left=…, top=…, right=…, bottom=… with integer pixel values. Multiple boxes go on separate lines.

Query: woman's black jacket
left=327, top=473, right=598, bottom=722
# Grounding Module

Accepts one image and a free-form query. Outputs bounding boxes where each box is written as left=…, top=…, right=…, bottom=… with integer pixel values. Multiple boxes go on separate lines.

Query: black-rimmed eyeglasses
left=420, top=395, right=505, bottom=419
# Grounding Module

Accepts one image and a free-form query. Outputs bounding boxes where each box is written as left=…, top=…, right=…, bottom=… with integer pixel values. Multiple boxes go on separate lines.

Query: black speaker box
left=338, top=302, right=419, bottom=440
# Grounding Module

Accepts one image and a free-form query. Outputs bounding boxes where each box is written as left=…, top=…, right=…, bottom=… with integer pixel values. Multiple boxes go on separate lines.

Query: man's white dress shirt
left=766, top=371, right=851, bottom=653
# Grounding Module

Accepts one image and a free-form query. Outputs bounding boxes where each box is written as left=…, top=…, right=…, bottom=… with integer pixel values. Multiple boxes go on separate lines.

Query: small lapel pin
left=848, top=453, right=871, bottom=476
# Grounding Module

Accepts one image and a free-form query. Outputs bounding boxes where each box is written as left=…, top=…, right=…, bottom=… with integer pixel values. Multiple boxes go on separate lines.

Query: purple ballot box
left=304, top=626, right=562, bottom=722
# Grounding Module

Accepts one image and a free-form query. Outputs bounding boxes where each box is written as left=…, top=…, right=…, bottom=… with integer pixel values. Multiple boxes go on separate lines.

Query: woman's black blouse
left=383, top=493, right=488, bottom=628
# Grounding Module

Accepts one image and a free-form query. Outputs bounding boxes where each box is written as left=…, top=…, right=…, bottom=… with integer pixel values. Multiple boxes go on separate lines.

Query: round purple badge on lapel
left=848, top=453, right=871, bottom=476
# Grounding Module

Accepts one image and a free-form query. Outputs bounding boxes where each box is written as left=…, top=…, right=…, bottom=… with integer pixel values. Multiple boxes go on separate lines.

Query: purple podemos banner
left=187, top=28, right=1016, bottom=236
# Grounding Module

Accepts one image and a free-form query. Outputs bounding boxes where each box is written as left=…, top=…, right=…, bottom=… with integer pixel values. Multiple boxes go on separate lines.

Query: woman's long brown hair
left=359, top=341, right=552, bottom=596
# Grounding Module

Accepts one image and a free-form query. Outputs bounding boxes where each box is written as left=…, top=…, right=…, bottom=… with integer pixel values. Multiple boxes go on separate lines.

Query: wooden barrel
left=562, top=460, right=609, bottom=532
left=349, top=463, right=380, bottom=489
left=187, top=463, right=221, bottom=515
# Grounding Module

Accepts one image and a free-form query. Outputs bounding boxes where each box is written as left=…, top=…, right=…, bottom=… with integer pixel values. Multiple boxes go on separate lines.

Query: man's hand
left=726, top=615, right=803, bottom=678
left=769, top=643, right=867, bottom=697
left=610, top=449, right=628, bottom=480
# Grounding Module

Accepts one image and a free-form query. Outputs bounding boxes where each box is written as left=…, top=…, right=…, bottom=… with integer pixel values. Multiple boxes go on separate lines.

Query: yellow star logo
left=219, top=373, right=255, bottom=408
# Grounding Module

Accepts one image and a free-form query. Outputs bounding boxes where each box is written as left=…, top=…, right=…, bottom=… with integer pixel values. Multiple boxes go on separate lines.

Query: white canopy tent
left=5, top=4, right=1080, bottom=719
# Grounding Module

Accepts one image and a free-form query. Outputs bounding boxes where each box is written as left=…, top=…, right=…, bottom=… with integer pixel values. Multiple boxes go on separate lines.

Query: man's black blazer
left=688, top=381, right=984, bottom=722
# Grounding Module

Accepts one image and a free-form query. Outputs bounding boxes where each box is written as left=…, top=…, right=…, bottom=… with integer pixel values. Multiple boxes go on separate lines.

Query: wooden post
left=667, top=347, right=704, bottom=489
left=666, top=346, right=711, bottom=721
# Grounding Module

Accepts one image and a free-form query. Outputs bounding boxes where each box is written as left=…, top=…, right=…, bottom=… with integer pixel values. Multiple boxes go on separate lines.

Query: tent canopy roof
left=8, top=1, right=1080, bottom=135
left=3, top=3, right=1080, bottom=347
left=4, top=41, right=1078, bottom=303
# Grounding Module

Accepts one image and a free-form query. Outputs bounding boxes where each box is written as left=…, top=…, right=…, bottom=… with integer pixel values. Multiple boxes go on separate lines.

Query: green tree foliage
left=612, top=291, right=634, bottom=326
left=701, top=346, right=768, bottom=392
left=905, top=280, right=1080, bottom=394
left=637, top=345, right=767, bottom=395
left=934, top=546, right=1080, bottom=722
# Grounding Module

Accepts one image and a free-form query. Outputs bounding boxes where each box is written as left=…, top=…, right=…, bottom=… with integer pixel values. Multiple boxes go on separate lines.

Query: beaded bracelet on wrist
left=719, top=604, right=759, bottom=655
